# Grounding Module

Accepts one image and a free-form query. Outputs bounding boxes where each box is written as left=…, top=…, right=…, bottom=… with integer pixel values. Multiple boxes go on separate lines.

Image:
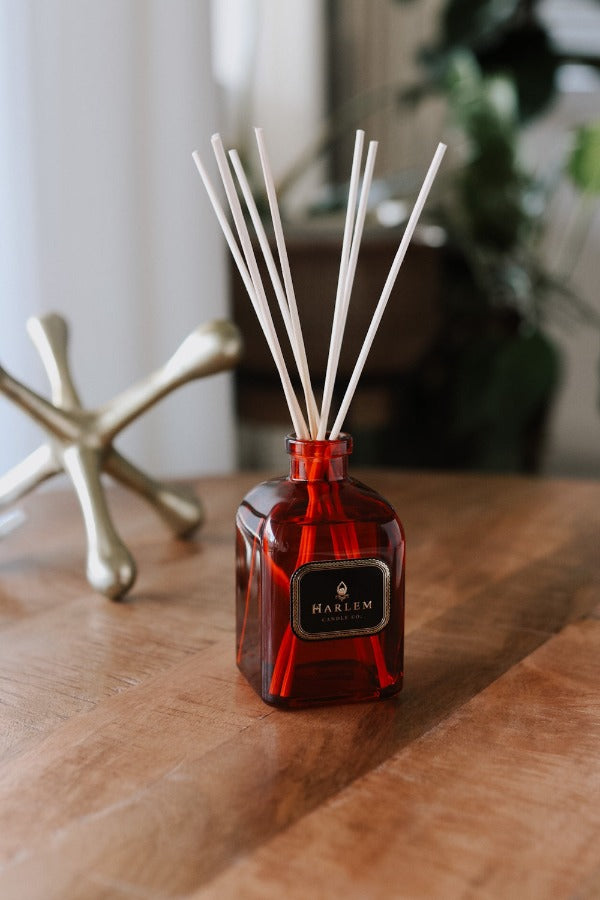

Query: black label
left=290, top=558, right=390, bottom=641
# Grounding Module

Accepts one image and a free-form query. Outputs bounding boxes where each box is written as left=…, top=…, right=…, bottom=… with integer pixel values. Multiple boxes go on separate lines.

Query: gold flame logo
left=336, top=581, right=348, bottom=600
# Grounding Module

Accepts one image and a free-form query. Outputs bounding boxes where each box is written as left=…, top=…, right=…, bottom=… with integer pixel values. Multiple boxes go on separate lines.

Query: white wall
left=0, top=0, right=236, bottom=480
left=211, top=0, right=326, bottom=213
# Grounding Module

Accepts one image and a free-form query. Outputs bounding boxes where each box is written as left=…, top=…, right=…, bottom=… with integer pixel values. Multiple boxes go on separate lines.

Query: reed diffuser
left=194, top=130, right=446, bottom=707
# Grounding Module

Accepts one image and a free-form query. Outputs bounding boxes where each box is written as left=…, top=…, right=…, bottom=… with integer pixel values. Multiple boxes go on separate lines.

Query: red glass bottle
left=235, top=434, right=405, bottom=708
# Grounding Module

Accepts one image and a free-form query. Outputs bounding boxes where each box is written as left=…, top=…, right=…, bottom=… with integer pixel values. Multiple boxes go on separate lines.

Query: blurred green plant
left=405, top=0, right=600, bottom=119
left=373, top=1, right=600, bottom=470
left=389, top=51, right=600, bottom=471
left=569, top=121, right=600, bottom=192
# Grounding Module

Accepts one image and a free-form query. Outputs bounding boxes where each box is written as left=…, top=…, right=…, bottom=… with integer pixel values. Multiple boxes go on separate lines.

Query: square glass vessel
left=235, top=434, right=405, bottom=708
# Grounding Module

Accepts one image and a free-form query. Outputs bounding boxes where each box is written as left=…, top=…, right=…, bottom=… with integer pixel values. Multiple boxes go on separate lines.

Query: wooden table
left=0, top=470, right=599, bottom=899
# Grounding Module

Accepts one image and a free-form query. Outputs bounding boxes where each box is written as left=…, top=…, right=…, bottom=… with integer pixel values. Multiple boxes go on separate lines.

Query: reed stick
left=316, top=130, right=364, bottom=440
left=192, top=148, right=308, bottom=439
left=329, top=142, right=447, bottom=439
left=255, top=128, right=320, bottom=438
left=317, top=137, right=377, bottom=439
left=228, top=150, right=294, bottom=338
left=210, top=134, right=310, bottom=439
left=229, top=147, right=319, bottom=439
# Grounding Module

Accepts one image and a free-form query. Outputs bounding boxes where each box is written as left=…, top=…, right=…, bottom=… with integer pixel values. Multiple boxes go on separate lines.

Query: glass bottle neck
left=286, top=434, right=352, bottom=483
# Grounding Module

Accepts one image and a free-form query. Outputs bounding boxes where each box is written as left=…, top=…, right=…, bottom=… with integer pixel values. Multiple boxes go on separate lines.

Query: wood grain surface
left=0, top=470, right=598, bottom=899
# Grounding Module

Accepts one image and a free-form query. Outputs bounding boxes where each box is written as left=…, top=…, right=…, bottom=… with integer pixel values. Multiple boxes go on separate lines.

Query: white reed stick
left=192, top=147, right=308, bottom=440
left=329, top=142, right=447, bottom=440
left=229, top=147, right=318, bottom=439
left=254, top=127, right=320, bottom=438
left=210, top=134, right=310, bottom=439
left=317, top=135, right=377, bottom=439
left=228, top=149, right=293, bottom=338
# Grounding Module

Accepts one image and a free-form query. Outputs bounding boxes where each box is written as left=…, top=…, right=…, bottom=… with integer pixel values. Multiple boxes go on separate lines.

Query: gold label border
left=290, top=557, right=391, bottom=641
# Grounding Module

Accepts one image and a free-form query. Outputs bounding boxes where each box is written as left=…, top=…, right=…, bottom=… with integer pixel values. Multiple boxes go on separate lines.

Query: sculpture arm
left=0, top=366, right=79, bottom=442
left=94, top=320, right=241, bottom=441
left=26, top=314, right=82, bottom=410
left=61, top=445, right=136, bottom=599
left=104, top=450, right=203, bottom=536
left=0, top=444, right=60, bottom=507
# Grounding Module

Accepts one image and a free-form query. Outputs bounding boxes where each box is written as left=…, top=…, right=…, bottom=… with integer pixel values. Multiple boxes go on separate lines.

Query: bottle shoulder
left=237, top=474, right=403, bottom=533
left=238, top=475, right=289, bottom=516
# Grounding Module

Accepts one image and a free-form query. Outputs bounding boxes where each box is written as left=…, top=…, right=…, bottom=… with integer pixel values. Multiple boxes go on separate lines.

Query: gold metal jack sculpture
left=0, top=314, right=242, bottom=599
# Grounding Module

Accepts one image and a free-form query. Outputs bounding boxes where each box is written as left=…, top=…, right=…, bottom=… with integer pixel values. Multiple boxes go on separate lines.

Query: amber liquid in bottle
left=235, top=435, right=405, bottom=708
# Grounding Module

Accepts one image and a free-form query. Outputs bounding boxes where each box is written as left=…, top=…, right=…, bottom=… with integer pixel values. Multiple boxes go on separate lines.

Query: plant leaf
left=568, top=122, right=600, bottom=194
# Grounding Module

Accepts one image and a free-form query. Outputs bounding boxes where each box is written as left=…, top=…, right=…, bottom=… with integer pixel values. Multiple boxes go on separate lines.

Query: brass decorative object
left=0, top=313, right=242, bottom=599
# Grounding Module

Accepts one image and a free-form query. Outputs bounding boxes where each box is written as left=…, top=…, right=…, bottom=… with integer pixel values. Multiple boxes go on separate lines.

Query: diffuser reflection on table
left=236, top=434, right=405, bottom=707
